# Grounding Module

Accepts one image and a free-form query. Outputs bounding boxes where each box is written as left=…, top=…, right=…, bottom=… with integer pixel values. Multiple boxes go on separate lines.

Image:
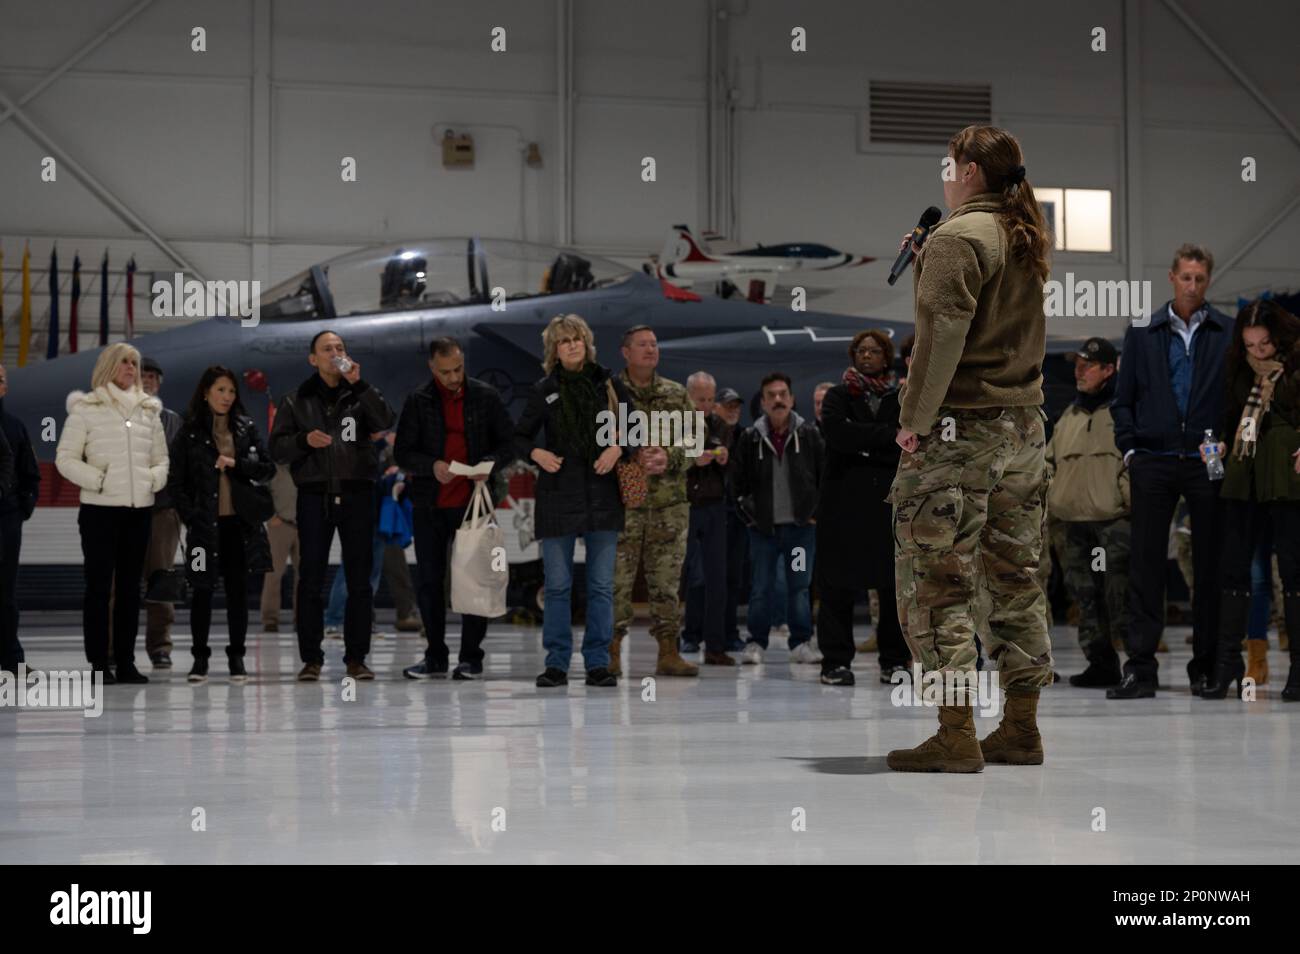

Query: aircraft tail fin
left=661, top=224, right=715, bottom=264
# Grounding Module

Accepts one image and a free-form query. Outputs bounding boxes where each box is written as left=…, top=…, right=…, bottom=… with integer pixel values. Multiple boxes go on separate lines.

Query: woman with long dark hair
left=1200, top=300, right=1300, bottom=700
left=168, top=366, right=275, bottom=683
left=886, top=125, right=1054, bottom=772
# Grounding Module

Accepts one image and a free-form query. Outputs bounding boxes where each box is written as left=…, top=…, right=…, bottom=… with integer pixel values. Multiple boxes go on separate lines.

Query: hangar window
left=1034, top=188, right=1112, bottom=253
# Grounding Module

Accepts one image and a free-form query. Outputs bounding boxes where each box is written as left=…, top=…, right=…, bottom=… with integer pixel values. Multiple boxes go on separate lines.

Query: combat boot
left=979, top=688, right=1044, bottom=764
left=886, top=705, right=984, bottom=773
left=654, top=634, right=699, bottom=677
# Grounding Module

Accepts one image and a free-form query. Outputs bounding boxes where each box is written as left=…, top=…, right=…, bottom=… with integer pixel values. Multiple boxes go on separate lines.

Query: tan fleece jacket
left=900, top=193, right=1046, bottom=435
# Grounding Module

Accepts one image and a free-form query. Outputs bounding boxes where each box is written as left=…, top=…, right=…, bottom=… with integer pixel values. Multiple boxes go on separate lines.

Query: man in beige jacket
left=1045, top=337, right=1130, bottom=687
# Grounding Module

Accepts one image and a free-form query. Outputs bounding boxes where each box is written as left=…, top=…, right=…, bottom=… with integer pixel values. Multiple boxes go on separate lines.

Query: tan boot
left=609, top=634, right=624, bottom=675
left=886, top=705, right=984, bottom=773
left=654, top=635, right=699, bottom=677
left=1246, top=640, right=1269, bottom=685
left=980, top=689, right=1044, bottom=765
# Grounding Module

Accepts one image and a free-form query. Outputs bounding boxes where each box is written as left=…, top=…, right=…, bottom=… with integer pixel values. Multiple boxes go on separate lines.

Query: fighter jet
left=652, top=224, right=876, bottom=302
left=8, top=236, right=1102, bottom=604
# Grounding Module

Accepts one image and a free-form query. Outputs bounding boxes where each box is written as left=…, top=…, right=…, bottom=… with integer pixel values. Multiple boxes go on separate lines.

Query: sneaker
left=187, top=658, right=209, bottom=684
left=775, top=623, right=791, bottom=638
left=324, top=626, right=342, bottom=640
left=452, top=661, right=483, bottom=681
left=880, top=664, right=911, bottom=684
left=536, top=667, right=568, bottom=688
left=228, top=656, right=248, bottom=684
left=403, top=659, right=449, bottom=679
left=790, top=641, right=823, bottom=664
left=680, top=639, right=701, bottom=654
left=115, top=663, right=149, bottom=684
left=704, top=651, right=736, bottom=666
left=297, top=662, right=322, bottom=682
left=585, top=667, right=617, bottom=687
left=820, top=666, right=855, bottom=686
left=150, top=652, right=172, bottom=669
left=742, top=642, right=764, bottom=665
left=346, top=662, right=375, bottom=681
left=395, top=617, right=423, bottom=632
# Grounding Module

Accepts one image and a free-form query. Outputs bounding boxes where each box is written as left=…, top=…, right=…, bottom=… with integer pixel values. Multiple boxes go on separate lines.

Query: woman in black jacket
left=513, top=313, right=629, bottom=688
left=1201, top=300, right=1300, bottom=700
left=168, top=366, right=275, bottom=683
left=815, top=330, right=910, bottom=686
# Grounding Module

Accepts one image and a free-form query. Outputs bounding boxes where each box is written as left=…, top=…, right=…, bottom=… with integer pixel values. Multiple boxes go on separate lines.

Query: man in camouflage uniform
left=611, top=326, right=699, bottom=677
left=884, top=140, right=1053, bottom=774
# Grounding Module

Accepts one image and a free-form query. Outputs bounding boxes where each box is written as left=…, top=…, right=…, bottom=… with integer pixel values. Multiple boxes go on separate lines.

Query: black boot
left=1069, top=660, right=1122, bottom=687
left=1283, top=592, right=1300, bottom=702
left=1201, top=589, right=1249, bottom=700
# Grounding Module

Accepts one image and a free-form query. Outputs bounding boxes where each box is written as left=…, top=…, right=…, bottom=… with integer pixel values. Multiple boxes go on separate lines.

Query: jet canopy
left=259, top=238, right=635, bottom=321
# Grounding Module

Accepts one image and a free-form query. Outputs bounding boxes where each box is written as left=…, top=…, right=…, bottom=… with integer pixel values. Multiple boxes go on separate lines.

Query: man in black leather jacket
left=270, top=330, right=396, bottom=681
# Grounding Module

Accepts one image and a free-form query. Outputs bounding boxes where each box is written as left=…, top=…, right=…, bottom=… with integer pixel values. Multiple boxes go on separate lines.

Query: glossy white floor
left=1, top=613, right=1295, bottom=864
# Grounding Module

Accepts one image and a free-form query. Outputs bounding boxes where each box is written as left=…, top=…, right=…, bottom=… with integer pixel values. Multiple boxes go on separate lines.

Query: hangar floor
left=1, top=613, right=1295, bottom=864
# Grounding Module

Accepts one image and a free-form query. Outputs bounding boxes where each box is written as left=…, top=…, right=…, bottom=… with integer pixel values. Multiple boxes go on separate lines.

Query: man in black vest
left=395, top=338, right=514, bottom=679
left=270, top=331, right=396, bottom=681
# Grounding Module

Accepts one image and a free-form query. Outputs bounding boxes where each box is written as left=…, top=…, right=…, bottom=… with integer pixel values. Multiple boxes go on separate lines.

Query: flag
left=99, top=250, right=109, bottom=346
left=125, top=256, right=136, bottom=339
left=70, top=253, right=81, bottom=353
left=47, top=246, right=59, bottom=360
left=19, top=242, right=31, bottom=367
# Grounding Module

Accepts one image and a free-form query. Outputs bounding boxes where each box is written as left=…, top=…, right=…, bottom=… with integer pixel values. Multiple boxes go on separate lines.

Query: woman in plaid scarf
left=1203, top=300, right=1300, bottom=700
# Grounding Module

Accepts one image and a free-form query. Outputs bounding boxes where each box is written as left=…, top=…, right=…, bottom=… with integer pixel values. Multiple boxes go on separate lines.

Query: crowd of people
left=0, top=129, right=1295, bottom=777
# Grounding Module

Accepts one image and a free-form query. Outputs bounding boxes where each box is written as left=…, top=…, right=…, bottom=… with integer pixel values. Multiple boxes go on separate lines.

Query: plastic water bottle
left=1203, top=429, right=1224, bottom=481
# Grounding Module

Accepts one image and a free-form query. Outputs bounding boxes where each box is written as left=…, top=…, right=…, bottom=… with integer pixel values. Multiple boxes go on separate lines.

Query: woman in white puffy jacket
left=56, top=343, right=169, bottom=684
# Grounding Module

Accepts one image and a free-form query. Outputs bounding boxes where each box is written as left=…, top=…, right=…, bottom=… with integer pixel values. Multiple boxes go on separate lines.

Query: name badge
left=545, top=393, right=559, bottom=404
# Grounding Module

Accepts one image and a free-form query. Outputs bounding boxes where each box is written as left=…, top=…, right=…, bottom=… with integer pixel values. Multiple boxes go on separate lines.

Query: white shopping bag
left=450, top=478, right=508, bottom=618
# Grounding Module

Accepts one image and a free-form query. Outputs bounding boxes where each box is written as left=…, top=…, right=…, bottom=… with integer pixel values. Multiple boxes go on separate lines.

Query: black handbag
left=230, top=474, right=276, bottom=523
left=145, top=568, right=190, bottom=604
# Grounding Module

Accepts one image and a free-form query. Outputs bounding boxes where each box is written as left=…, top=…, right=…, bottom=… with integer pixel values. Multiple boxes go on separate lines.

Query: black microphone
left=887, top=206, right=943, bottom=285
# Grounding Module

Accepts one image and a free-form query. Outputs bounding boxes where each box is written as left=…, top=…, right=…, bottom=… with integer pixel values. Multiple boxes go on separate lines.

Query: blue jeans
left=1248, top=526, right=1273, bottom=640
left=746, top=523, right=816, bottom=649
left=325, top=532, right=385, bottom=627
left=541, top=530, right=619, bottom=671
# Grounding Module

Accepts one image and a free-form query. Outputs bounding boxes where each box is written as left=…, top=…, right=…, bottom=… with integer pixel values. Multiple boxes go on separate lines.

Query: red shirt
left=437, top=379, right=471, bottom=508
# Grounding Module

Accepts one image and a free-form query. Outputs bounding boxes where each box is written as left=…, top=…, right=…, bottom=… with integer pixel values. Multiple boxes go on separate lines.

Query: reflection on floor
left=1, top=614, right=1295, bottom=863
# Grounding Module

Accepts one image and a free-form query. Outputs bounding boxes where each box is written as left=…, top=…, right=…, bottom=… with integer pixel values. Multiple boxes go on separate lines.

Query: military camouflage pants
left=891, top=406, right=1054, bottom=698
left=1060, top=518, right=1130, bottom=663
left=615, top=502, right=689, bottom=643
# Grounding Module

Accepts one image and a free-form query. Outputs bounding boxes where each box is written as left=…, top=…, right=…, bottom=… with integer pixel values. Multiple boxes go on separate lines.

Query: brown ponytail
left=949, top=125, right=1052, bottom=286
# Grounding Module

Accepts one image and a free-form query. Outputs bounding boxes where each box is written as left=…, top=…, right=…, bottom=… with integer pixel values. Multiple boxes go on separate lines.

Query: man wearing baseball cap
left=1045, top=337, right=1129, bottom=688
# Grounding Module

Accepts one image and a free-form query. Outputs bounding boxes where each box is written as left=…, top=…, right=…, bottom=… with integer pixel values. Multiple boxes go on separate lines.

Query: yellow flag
left=20, top=242, right=31, bottom=367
